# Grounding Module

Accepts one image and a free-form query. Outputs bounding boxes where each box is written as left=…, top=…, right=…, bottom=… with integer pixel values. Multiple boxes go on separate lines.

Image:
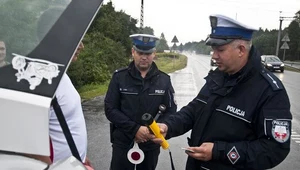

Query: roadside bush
left=68, top=32, right=128, bottom=88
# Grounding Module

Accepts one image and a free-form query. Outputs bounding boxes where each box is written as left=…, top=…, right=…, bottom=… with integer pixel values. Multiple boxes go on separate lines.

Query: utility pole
left=140, top=0, right=144, bottom=29
left=275, top=12, right=283, bottom=56
left=275, top=11, right=295, bottom=56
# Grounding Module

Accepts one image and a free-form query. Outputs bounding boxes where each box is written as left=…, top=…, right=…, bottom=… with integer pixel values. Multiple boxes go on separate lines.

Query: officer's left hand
left=135, top=126, right=151, bottom=143
left=185, top=142, right=214, bottom=161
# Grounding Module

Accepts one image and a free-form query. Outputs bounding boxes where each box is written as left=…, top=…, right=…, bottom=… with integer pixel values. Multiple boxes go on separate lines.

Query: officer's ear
left=131, top=48, right=136, bottom=59
left=152, top=51, right=156, bottom=56
left=237, top=43, right=247, bottom=58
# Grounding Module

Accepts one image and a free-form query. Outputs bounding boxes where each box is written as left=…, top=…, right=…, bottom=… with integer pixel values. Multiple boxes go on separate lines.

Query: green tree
left=68, top=32, right=128, bottom=87
left=88, top=1, right=138, bottom=56
left=252, top=29, right=278, bottom=56
left=68, top=1, right=138, bottom=88
left=194, top=41, right=211, bottom=54
left=156, top=33, right=169, bottom=52
left=178, top=43, right=184, bottom=52
left=140, top=26, right=154, bottom=35
left=252, top=28, right=284, bottom=58
left=182, top=41, right=211, bottom=54
left=287, top=20, right=300, bottom=60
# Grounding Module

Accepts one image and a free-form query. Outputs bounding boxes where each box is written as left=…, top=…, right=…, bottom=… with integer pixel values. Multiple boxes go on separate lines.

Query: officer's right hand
left=151, top=123, right=168, bottom=144
left=135, top=126, right=151, bottom=143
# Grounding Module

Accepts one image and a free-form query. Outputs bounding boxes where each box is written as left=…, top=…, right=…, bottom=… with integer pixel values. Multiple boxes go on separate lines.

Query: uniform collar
left=229, top=46, right=261, bottom=83
left=128, top=61, right=159, bottom=79
left=207, top=46, right=261, bottom=89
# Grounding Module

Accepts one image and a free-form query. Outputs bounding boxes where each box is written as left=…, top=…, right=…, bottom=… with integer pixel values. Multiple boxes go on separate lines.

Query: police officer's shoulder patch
left=263, top=108, right=292, bottom=144
left=260, top=69, right=283, bottom=91
left=271, top=120, right=290, bottom=143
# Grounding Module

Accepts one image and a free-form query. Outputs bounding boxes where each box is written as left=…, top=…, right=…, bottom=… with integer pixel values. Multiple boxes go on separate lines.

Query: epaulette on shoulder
left=260, top=69, right=283, bottom=91
left=159, top=70, right=170, bottom=77
left=114, top=67, right=127, bottom=74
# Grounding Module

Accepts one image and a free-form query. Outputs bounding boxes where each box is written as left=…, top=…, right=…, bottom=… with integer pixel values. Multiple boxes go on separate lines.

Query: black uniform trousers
left=110, top=144, right=160, bottom=170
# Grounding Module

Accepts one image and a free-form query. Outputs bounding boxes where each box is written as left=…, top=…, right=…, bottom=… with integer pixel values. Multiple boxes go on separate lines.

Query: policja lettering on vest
left=226, top=105, right=245, bottom=117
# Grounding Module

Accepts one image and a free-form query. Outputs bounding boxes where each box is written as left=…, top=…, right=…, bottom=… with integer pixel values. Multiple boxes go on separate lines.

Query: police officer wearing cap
left=105, top=34, right=177, bottom=170
left=153, top=14, right=292, bottom=169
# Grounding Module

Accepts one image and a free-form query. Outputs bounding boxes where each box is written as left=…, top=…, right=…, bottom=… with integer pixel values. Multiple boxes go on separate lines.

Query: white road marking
left=291, top=130, right=300, bottom=145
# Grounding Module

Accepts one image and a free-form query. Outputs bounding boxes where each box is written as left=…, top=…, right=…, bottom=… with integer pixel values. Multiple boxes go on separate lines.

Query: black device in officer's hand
left=181, top=147, right=195, bottom=153
left=153, top=104, right=166, bottom=121
left=141, top=104, right=176, bottom=170
left=142, top=104, right=169, bottom=149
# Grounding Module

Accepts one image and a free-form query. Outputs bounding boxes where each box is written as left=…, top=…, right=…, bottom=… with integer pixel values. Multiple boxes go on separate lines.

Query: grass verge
left=155, top=53, right=187, bottom=73
left=77, top=81, right=109, bottom=101
left=285, top=65, right=300, bottom=72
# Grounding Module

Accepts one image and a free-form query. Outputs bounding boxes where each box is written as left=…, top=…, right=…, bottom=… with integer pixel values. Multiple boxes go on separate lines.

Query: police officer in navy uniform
left=105, top=34, right=177, bottom=170
left=153, top=14, right=292, bottom=170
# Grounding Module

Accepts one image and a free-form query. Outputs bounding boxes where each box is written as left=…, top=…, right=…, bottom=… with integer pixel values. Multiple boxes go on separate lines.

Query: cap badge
left=142, top=37, right=150, bottom=43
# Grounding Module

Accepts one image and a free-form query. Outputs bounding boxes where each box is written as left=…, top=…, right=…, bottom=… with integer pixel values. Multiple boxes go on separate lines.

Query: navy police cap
left=206, top=14, right=258, bottom=46
left=130, top=34, right=159, bottom=53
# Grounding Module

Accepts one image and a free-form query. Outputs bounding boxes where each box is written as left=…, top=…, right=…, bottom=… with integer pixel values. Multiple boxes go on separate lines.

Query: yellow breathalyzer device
left=142, top=113, right=169, bottom=149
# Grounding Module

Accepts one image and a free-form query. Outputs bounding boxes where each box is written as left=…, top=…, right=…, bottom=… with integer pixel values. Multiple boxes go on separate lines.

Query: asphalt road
left=83, top=52, right=300, bottom=170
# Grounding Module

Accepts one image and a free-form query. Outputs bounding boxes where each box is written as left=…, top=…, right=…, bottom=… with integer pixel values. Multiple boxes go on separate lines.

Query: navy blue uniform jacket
left=105, top=61, right=177, bottom=151
left=164, top=47, right=292, bottom=170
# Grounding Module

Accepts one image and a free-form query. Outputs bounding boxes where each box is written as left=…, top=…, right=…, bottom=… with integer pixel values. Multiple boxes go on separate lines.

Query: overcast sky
left=102, top=0, right=300, bottom=45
